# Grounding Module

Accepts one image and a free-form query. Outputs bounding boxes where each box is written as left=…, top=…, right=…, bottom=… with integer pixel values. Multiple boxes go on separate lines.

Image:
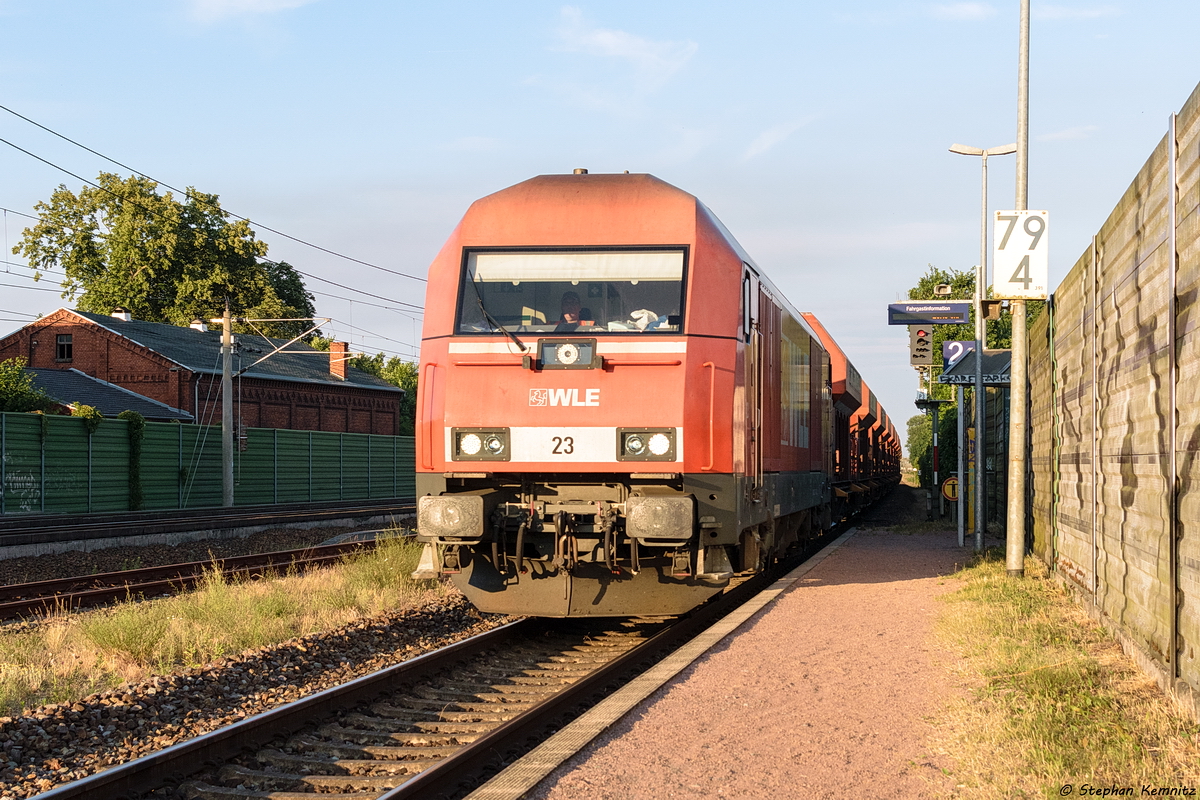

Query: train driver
left=555, top=291, right=594, bottom=331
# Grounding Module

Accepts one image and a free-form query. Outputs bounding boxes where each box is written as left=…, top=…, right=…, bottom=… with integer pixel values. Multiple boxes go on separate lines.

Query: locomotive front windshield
left=456, top=250, right=685, bottom=335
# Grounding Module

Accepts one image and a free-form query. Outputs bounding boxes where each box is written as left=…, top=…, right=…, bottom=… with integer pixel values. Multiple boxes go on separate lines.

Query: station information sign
left=942, top=340, right=975, bottom=371
left=993, top=210, right=1049, bottom=299
left=887, top=301, right=971, bottom=326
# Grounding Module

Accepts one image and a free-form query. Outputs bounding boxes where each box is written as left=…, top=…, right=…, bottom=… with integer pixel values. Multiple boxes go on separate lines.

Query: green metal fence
left=0, top=412, right=415, bottom=516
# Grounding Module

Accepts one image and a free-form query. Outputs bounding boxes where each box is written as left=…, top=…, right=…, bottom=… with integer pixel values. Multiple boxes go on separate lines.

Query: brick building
left=0, top=308, right=404, bottom=435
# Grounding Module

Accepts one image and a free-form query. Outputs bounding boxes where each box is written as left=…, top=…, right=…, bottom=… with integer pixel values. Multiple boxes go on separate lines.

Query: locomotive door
left=742, top=268, right=763, bottom=500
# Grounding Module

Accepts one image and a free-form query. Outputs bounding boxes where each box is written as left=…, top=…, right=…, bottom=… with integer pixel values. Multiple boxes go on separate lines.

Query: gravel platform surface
left=0, top=525, right=376, bottom=587
left=530, top=489, right=967, bottom=800
left=0, top=593, right=510, bottom=799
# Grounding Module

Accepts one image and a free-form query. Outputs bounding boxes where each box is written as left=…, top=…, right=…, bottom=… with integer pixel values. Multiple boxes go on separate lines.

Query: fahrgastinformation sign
left=993, top=210, right=1049, bottom=299
left=887, top=301, right=971, bottom=325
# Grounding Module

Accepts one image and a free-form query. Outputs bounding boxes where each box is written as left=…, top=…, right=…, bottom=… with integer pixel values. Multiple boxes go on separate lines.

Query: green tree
left=0, top=358, right=58, bottom=413
left=15, top=173, right=316, bottom=339
left=906, top=412, right=932, bottom=488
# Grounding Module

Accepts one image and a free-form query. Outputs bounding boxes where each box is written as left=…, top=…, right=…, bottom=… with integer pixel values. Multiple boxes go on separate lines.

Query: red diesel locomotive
left=412, top=172, right=900, bottom=617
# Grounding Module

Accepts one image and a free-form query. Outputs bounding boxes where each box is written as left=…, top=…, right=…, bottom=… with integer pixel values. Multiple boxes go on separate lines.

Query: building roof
left=938, top=348, right=1011, bottom=386
left=62, top=309, right=403, bottom=392
left=26, top=368, right=194, bottom=421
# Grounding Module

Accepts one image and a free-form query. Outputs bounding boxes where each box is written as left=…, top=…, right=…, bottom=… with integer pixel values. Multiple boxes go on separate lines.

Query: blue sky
left=2, top=0, right=1198, bottom=449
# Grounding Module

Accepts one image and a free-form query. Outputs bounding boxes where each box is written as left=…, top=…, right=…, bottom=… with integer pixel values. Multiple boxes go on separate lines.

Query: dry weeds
left=930, top=551, right=1200, bottom=798
left=0, top=536, right=447, bottom=715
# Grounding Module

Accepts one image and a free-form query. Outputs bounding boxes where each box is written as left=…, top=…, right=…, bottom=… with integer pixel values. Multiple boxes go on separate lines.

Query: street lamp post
left=949, top=141, right=1016, bottom=551
left=1007, top=0, right=1032, bottom=578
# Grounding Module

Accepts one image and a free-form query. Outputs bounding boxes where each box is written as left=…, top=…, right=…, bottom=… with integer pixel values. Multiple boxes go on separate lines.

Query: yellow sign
left=967, top=428, right=976, bottom=531
left=941, top=476, right=959, bottom=502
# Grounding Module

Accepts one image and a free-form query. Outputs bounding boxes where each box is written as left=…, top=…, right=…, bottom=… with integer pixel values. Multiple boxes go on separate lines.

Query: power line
left=308, top=289, right=424, bottom=319
left=5, top=252, right=427, bottom=323
left=287, top=263, right=424, bottom=310
left=0, top=103, right=427, bottom=283
left=328, top=316, right=419, bottom=351
left=0, top=279, right=66, bottom=294
left=0, top=134, right=425, bottom=309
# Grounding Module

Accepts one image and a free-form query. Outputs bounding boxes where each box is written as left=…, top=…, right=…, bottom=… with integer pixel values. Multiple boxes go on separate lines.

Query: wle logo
left=529, top=388, right=600, bottom=407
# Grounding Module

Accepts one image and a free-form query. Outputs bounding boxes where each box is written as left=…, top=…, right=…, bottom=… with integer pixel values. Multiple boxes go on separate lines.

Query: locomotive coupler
left=599, top=503, right=620, bottom=574
left=551, top=510, right=579, bottom=573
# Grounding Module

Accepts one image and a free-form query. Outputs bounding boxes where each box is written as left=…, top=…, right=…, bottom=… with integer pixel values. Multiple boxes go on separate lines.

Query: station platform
left=483, top=522, right=970, bottom=799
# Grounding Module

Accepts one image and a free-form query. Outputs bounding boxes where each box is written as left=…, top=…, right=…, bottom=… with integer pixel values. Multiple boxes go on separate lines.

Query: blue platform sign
left=887, top=301, right=971, bottom=325
left=942, top=340, right=975, bottom=371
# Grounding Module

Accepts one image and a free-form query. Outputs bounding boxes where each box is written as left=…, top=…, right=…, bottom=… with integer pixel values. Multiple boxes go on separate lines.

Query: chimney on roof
left=190, top=318, right=208, bottom=332
left=329, top=341, right=348, bottom=380
left=112, top=307, right=132, bottom=322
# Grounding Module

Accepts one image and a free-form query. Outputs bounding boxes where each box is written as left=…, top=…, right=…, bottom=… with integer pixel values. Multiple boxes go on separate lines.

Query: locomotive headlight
left=618, top=428, right=676, bottom=461
left=453, top=428, right=510, bottom=461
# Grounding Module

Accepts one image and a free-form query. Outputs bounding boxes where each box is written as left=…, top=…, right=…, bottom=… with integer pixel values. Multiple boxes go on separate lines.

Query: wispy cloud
left=554, top=7, right=697, bottom=88
left=929, top=2, right=997, bottom=20
left=1034, top=4, right=1120, bottom=20
left=1037, top=124, right=1099, bottom=141
left=743, top=118, right=817, bottom=160
left=188, top=0, right=319, bottom=23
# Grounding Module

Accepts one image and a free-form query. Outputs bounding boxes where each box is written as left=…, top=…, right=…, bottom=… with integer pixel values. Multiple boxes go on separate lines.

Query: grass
left=0, top=535, right=447, bottom=717
left=933, top=549, right=1200, bottom=797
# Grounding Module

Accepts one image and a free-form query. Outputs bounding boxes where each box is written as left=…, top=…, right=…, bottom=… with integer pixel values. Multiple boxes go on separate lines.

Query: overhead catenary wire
left=1, top=121, right=433, bottom=358
left=2, top=253, right=424, bottom=321
left=0, top=103, right=427, bottom=283
left=326, top=317, right=420, bottom=356
left=0, top=259, right=423, bottom=357
left=0, top=136, right=426, bottom=310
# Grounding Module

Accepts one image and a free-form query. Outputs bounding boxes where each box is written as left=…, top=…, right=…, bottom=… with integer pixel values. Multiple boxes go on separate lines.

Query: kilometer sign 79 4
left=993, top=210, right=1049, bottom=299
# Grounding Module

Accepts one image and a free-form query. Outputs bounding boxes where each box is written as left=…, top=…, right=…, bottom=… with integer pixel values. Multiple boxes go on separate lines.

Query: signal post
left=889, top=301, right=969, bottom=524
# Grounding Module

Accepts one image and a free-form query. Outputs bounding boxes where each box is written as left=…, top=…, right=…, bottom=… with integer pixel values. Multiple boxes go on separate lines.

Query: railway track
left=0, top=539, right=383, bottom=620
left=35, top=548, right=790, bottom=800
left=0, top=500, right=416, bottom=549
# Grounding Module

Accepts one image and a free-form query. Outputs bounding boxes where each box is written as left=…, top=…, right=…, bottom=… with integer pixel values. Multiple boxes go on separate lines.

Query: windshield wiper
left=470, top=277, right=527, bottom=353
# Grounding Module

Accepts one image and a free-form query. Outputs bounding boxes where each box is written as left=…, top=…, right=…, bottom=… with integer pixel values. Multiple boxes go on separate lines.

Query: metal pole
left=1168, top=112, right=1180, bottom=678
left=1006, top=0, right=1030, bottom=576
left=932, top=402, right=941, bottom=517
left=958, top=384, right=965, bottom=546
left=222, top=299, right=234, bottom=508
left=975, top=153, right=988, bottom=552
left=932, top=403, right=940, bottom=492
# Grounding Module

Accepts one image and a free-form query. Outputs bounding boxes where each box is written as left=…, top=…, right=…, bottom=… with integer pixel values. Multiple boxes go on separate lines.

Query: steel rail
left=34, top=620, right=533, bottom=800
left=378, top=561, right=782, bottom=800
left=34, top=503, right=873, bottom=799
left=0, top=539, right=387, bottom=619
left=0, top=499, right=416, bottom=545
